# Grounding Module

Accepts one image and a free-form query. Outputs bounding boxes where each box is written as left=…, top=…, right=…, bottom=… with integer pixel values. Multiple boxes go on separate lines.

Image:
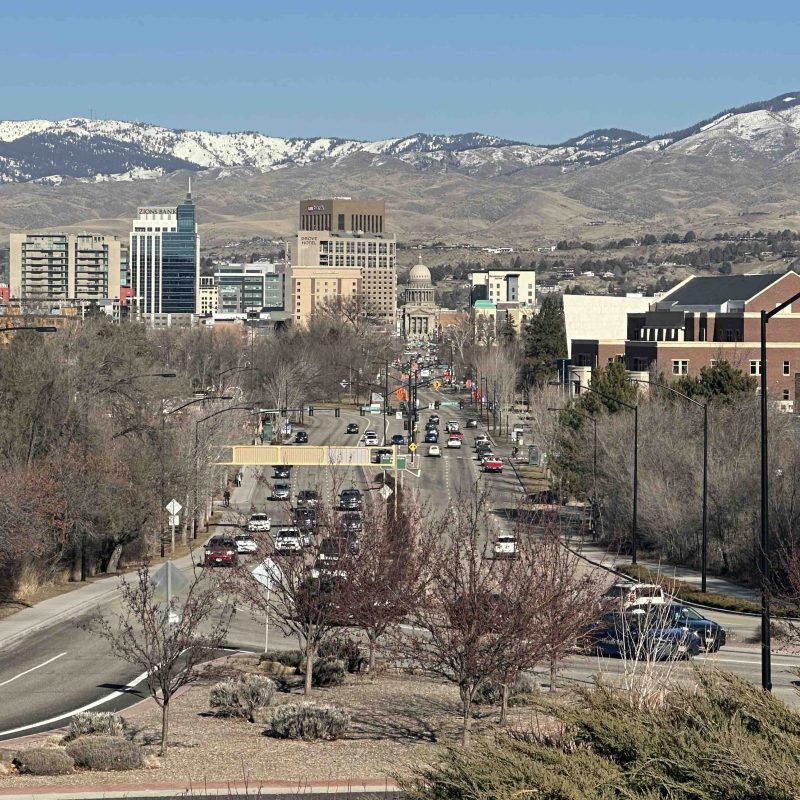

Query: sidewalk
left=0, top=465, right=264, bottom=652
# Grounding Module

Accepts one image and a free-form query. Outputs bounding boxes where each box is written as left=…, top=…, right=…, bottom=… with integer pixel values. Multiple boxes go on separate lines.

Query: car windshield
left=675, top=605, right=703, bottom=620
left=251, top=514, right=268, bottom=520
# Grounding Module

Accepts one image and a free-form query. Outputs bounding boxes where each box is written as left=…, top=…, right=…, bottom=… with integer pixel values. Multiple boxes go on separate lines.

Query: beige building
left=470, top=268, right=536, bottom=308
left=9, top=232, right=121, bottom=302
left=198, top=276, right=218, bottom=315
left=401, top=262, right=439, bottom=341
left=291, top=198, right=396, bottom=324
left=289, top=264, right=361, bottom=326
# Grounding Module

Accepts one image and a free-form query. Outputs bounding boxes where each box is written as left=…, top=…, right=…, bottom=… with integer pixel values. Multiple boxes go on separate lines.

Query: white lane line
left=0, top=668, right=149, bottom=737
left=0, top=652, right=67, bottom=688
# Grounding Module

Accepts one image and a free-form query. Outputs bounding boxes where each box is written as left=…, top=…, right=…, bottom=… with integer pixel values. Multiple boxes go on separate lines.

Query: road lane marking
left=0, top=652, right=67, bottom=688
left=0, top=667, right=150, bottom=737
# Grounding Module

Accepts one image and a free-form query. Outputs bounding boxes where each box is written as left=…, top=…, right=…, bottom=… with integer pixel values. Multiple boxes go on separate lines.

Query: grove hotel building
left=289, top=198, right=396, bottom=326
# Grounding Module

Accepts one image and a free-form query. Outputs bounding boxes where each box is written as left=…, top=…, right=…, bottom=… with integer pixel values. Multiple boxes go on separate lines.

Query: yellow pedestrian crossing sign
left=409, top=443, right=417, bottom=452
left=433, top=380, right=442, bottom=390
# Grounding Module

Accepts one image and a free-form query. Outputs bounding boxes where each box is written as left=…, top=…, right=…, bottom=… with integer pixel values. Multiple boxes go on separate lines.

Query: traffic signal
left=359, top=406, right=365, bottom=416
left=280, top=407, right=287, bottom=416
left=308, top=406, right=314, bottom=417
left=335, top=407, right=340, bottom=418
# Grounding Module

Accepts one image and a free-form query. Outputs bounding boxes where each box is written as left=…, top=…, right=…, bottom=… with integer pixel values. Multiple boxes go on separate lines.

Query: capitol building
left=400, top=260, right=440, bottom=341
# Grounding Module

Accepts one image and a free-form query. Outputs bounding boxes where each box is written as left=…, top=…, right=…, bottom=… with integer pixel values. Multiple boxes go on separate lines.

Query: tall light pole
left=628, top=377, right=709, bottom=592
left=759, top=287, right=800, bottom=692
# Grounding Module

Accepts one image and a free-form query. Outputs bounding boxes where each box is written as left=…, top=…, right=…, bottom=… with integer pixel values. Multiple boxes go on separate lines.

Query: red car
left=204, top=536, right=238, bottom=567
left=449, top=430, right=464, bottom=441
left=484, top=457, right=504, bottom=473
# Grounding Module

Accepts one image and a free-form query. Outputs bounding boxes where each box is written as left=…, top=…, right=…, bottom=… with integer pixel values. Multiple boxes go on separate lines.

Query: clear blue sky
left=1, top=0, right=796, bottom=143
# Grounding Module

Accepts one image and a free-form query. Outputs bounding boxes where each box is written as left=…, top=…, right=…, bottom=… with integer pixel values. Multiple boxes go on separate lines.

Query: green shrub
left=267, top=703, right=349, bottom=740
left=312, top=657, right=346, bottom=687
left=65, top=736, right=143, bottom=771
left=209, top=674, right=276, bottom=721
left=400, top=671, right=800, bottom=800
left=66, top=711, right=126, bottom=741
left=13, top=748, right=74, bottom=775
left=259, top=650, right=303, bottom=669
left=319, top=636, right=365, bottom=673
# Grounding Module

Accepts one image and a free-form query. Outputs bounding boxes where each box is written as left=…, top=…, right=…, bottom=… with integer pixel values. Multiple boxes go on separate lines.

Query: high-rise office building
left=129, top=187, right=199, bottom=324
left=8, top=232, right=121, bottom=302
left=290, top=197, right=396, bottom=325
left=215, top=262, right=285, bottom=314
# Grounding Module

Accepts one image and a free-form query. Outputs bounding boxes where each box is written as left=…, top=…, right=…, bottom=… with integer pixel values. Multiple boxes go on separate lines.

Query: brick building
left=570, top=271, right=800, bottom=411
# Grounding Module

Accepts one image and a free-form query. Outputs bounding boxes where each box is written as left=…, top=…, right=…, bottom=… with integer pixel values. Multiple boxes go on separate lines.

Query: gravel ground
left=0, top=662, right=536, bottom=788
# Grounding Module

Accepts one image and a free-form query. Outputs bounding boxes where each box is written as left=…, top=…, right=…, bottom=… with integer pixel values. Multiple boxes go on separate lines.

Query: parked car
left=663, top=602, right=726, bottom=652
left=340, top=512, right=363, bottom=534
left=391, top=434, right=405, bottom=446
left=424, top=430, right=439, bottom=443
left=446, top=437, right=462, bottom=449
left=246, top=512, right=272, bottom=533
left=273, top=465, right=291, bottom=479
left=339, top=488, right=363, bottom=510
left=601, top=582, right=668, bottom=610
left=274, top=527, right=308, bottom=554
left=465, top=418, right=478, bottom=428
left=346, top=422, right=359, bottom=434
left=270, top=483, right=291, bottom=501
left=294, top=430, right=308, bottom=444
left=483, top=456, right=504, bottom=473
left=296, top=489, right=319, bottom=508
left=493, top=534, right=518, bottom=558
left=581, top=610, right=702, bottom=661
left=234, top=534, right=258, bottom=555
left=428, top=444, right=441, bottom=457
left=204, top=536, right=238, bottom=567
left=293, top=507, right=317, bottom=531
left=446, top=420, right=460, bottom=433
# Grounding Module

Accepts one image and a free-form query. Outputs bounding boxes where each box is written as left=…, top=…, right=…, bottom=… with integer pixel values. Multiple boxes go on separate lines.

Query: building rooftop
left=660, top=273, right=782, bottom=308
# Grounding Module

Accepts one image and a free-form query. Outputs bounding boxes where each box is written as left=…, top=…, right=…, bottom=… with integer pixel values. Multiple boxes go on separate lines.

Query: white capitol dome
left=408, top=262, right=432, bottom=285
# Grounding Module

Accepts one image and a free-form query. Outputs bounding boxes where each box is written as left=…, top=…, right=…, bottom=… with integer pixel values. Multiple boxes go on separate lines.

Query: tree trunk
left=304, top=647, right=314, bottom=696
left=368, top=635, right=376, bottom=676
left=500, top=683, right=509, bottom=725
left=460, top=687, right=473, bottom=747
left=549, top=656, right=557, bottom=693
left=104, top=544, right=123, bottom=574
left=160, top=697, right=170, bottom=756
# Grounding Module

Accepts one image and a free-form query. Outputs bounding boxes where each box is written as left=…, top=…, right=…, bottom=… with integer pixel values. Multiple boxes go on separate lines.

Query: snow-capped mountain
left=1, top=92, right=799, bottom=183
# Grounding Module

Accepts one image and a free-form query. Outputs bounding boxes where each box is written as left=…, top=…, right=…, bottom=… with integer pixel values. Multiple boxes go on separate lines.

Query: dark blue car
left=391, top=434, right=405, bottom=445
left=582, top=609, right=702, bottom=661
left=662, top=602, right=726, bottom=652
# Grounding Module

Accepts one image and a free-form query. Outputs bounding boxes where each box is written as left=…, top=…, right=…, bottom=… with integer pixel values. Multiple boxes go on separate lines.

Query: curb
left=0, top=778, right=400, bottom=799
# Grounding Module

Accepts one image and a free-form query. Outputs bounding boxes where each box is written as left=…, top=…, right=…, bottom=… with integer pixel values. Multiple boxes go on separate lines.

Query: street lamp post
left=758, top=287, right=800, bottom=692
left=557, top=381, right=639, bottom=563
left=629, top=377, right=709, bottom=592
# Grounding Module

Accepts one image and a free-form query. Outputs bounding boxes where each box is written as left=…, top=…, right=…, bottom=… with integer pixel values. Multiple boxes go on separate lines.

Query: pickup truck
left=484, top=456, right=504, bottom=473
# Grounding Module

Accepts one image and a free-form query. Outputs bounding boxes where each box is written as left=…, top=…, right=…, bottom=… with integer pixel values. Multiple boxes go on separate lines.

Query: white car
left=493, top=534, right=518, bottom=558
left=446, top=437, right=462, bottom=449
left=246, top=513, right=272, bottom=532
left=360, top=431, right=379, bottom=446
left=428, top=444, right=441, bottom=457
left=601, top=582, right=667, bottom=610
left=474, top=433, right=489, bottom=446
left=446, top=421, right=460, bottom=433
left=274, top=528, right=307, bottom=554
left=281, top=423, right=293, bottom=436
left=234, top=534, right=258, bottom=554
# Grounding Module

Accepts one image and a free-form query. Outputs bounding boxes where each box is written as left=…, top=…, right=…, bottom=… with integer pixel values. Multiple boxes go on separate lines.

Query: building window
left=672, top=360, right=688, bottom=375
left=750, top=360, right=761, bottom=376
left=783, top=389, right=790, bottom=401
left=784, top=360, right=791, bottom=376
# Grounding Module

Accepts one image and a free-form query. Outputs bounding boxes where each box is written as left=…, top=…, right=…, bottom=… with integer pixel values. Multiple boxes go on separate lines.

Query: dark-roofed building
left=570, top=271, right=800, bottom=412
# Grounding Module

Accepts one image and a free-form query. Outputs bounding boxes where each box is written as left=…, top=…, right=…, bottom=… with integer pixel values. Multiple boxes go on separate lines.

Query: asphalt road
left=2, top=377, right=798, bottom=739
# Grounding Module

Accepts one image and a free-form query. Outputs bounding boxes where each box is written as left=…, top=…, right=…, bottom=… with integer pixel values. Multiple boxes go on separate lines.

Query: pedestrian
left=223, top=489, right=231, bottom=508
